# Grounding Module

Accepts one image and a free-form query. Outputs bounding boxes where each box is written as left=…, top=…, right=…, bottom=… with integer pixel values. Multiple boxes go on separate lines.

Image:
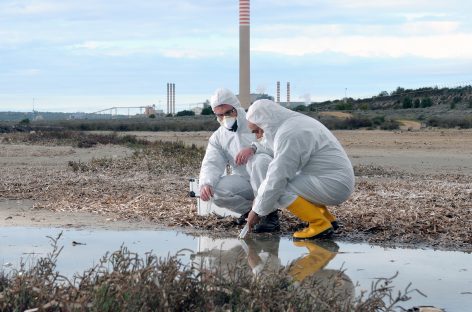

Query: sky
left=1, top=0, right=472, bottom=113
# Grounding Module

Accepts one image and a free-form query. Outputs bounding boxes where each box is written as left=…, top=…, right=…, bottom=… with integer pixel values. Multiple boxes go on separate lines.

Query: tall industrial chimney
left=276, top=81, right=280, bottom=104
left=167, top=83, right=170, bottom=114
left=239, top=0, right=250, bottom=109
left=287, top=82, right=290, bottom=107
left=172, top=83, right=176, bottom=115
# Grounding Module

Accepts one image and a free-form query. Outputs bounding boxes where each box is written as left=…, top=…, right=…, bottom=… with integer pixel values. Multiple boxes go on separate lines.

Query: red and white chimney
left=239, top=0, right=250, bottom=109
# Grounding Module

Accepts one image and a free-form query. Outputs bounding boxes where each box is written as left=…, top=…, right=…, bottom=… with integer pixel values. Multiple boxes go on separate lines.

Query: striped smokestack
left=239, top=0, right=250, bottom=109
left=276, top=81, right=280, bottom=104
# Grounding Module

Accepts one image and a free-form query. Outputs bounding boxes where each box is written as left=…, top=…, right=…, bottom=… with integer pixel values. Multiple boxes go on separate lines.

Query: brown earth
left=0, top=129, right=471, bottom=251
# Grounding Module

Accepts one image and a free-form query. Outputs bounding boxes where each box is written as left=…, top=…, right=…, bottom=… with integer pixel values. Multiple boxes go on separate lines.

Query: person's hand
left=247, top=210, right=260, bottom=232
left=235, top=147, right=255, bottom=166
left=200, top=185, right=214, bottom=201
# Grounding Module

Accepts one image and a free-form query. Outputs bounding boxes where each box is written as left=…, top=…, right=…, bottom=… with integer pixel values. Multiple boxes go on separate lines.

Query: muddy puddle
left=1, top=227, right=471, bottom=311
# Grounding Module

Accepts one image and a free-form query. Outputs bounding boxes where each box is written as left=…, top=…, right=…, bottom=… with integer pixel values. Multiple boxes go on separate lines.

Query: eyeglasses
left=215, top=108, right=236, bottom=119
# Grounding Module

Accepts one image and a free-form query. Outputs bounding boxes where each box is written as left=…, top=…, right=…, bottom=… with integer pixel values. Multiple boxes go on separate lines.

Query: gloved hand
left=235, top=147, right=255, bottom=166
left=200, top=185, right=214, bottom=201
left=247, top=210, right=260, bottom=232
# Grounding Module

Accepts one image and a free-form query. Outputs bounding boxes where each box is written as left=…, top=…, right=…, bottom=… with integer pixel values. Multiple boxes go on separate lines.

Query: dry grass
left=0, top=233, right=418, bottom=311
left=1, top=132, right=471, bottom=251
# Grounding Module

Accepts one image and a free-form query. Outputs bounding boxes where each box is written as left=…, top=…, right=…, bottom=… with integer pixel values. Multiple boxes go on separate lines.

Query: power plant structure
left=275, top=81, right=291, bottom=106
left=239, top=0, right=250, bottom=109
left=167, top=83, right=176, bottom=115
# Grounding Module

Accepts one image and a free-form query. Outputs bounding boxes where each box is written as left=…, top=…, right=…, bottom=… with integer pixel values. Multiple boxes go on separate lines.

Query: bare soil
left=1, top=129, right=471, bottom=251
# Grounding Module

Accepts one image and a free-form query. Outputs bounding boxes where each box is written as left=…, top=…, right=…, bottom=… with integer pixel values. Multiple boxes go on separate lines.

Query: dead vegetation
left=0, top=233, right=419, bottom=311
left=1, top=131, right=471, bottom=252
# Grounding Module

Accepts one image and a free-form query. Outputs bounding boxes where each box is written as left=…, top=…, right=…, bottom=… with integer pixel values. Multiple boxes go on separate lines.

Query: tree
left=414, top=99, right=421, bottom=108
left=201, top=107, right=214, bottom=115
left=19, top=118, right=30, bottom=125
left=378, top=91, right=389, bottom=97
left=392, top=87, right=405, bottom=95
left=293, top=105, right=307, bottom=112
left=402, top=97, right=413, bottom=109
left=421, top=97, right=433, bottom=108
left=176, top=110, right=195, bottom=117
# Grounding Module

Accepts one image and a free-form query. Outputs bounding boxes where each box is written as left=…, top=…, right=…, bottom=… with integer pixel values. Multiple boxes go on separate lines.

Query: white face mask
left=257, top=135, right=265, bottom=144
left=219, top=116, right=237, bottom=130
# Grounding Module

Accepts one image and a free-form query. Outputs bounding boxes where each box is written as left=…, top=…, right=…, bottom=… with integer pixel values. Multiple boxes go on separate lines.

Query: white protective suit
left=198, top=89, right=272, bottom=214
left=246, top=99, right=355, bottom=216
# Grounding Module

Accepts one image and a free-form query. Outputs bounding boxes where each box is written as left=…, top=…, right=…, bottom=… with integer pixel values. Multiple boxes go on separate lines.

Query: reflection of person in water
left=289, top=240, right=355, bottom=306
left=242, top=236, right=282, bottom=275
left=191, top=236, right=282, bottom=278
left=191, top=237, right=354, bottom=306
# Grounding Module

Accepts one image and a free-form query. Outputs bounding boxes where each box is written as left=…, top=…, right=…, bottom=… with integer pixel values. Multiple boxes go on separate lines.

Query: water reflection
left=191, top=236, right=355, bottom=306
left=1, top=227, right=471, bottom=311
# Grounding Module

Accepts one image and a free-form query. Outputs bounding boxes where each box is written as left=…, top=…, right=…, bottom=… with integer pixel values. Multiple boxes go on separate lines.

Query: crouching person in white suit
left=199, top=88, right=278, bottom=232
left=245, top=99, right=355, bottom=239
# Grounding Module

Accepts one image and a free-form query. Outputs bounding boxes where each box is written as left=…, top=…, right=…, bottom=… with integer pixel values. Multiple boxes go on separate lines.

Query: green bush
left=293, top=105, right=307, bottom=111
left=421, top=97, right=433, bottom=108
left=453, top=96, right=461, bottom=104
left=413, top=99, right=421, bottom=108
left=19, top=118, right=30, bottom=125
left=402, top=97, right=413, bottom=109
left=176, top=110, right=195, bottom=117
left=359, top=103, right=369, bottom=110
left=201, top=107, right=214, bottom=115
left=335, top=103, right=353, bottom=111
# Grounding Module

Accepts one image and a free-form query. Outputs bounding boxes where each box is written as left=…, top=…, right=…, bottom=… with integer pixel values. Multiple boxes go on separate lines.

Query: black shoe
left=254, top=210, right=280, bottom=233
left=235, top=211, right=250, bottom=226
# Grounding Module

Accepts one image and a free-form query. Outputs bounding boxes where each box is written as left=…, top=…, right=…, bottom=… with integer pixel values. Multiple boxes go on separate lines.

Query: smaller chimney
left=276, top=81, right=280, bottom=104
left=287, top=82, right=290, bottom=107
left=167, top=83, right=170, bottom=114
left=172, top=83, right=176, bottom=115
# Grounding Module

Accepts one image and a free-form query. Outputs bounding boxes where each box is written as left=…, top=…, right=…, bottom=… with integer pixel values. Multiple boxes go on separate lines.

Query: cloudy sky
left=1, top=0, right=472, bottom=113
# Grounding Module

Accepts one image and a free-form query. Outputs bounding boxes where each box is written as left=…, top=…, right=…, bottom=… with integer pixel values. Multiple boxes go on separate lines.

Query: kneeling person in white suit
left=245, top=99, right=355, bottom=239
left=199, top=89, right=278, bottom=232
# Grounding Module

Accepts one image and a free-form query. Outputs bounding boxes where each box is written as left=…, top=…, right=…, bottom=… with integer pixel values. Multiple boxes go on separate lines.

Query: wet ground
left=1, top=227, right=471, bottom=311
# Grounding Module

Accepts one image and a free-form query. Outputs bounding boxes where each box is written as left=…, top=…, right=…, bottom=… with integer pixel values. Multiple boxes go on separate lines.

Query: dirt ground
left=1, top=129, right=471, bottom=251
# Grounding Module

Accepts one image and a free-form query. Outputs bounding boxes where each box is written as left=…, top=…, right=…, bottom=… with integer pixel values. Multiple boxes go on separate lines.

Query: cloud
left=15, top=69, right=41, bottom=76
left=1, top=1, right=71, bottom=15
left=401, top=21, right=459, bottom=34
left=70, top=37, right=234, bottom=58
left=253, top=33, right=472, bottom=59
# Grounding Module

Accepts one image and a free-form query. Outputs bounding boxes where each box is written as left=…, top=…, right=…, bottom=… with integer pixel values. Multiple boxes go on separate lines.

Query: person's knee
left=248, top=153, right=272, bottom=172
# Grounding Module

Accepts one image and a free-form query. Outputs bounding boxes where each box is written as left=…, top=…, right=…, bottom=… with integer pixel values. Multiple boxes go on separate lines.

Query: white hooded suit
left=246, top=100, right=355, bottom=216
left=198, top=89, right=271, bottom=214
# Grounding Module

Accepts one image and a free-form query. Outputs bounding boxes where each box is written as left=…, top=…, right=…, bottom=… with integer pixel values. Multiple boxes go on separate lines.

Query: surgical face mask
left=219, top=116, right=237, bottom=130
left=257, top=135, right=265, bottom=144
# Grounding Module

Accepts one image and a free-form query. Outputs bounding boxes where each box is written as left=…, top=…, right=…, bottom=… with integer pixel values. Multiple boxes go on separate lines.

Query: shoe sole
left=293, top=228, right=334, bottom=240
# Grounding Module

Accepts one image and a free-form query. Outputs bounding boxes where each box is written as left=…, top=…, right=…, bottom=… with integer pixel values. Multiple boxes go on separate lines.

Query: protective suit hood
left=210, top=88, right=248, bottom=133
left=210, top=88, right=241, bottom=110
left=246, top=99, right=299, bottom=147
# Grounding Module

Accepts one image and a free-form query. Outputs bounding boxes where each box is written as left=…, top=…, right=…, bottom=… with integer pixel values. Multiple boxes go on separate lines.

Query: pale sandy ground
left=1, top=129, right=471, bottom=233
left=104, top=129, right=472, bottom=175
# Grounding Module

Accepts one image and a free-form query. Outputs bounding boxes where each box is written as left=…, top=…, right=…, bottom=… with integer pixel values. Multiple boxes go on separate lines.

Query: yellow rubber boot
left=287, top=196, right=334, bottom=239
left=320, top=206, right=339, bottom=230
left=289, top=241, right=338, bottom=282
left=319, top=206, right=335, bottom=222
